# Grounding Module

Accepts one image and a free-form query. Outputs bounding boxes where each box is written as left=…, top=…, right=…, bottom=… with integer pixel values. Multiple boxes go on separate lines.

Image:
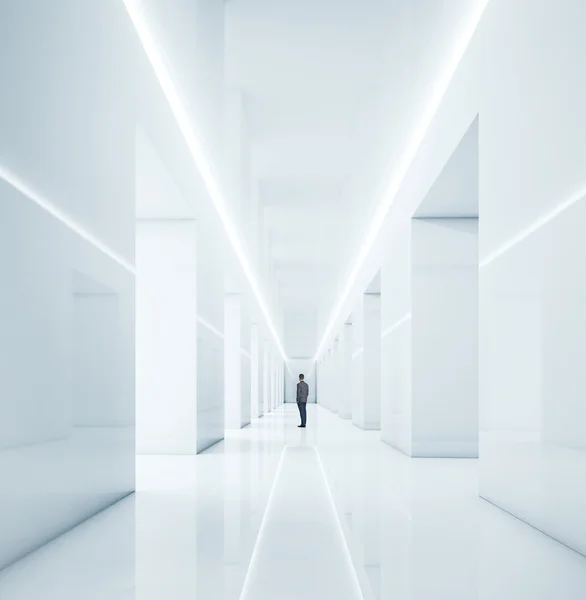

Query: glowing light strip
left=352, top=347, right=363, bottom=361
left=381, top=312, right=411, bottom=339
left=239, top=447, right=287, bottom=599
left=197, top=315, right=224, bottom=339
left=0, top=165, right=134, bottom=273
left=314, top=448, right=365, bottom=600
left=480, top=187, right=586, bottom=269
left=240, top=348, right=252, bottom=359
left=123, top=0, right=287, bottom=362
left=314, top=0, right=491, bottom=361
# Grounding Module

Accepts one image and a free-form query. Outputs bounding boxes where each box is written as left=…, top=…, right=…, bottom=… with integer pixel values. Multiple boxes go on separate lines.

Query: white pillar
left=241, top=311, right=251, bottom=427
left=352, top=297, right=364, bottom=427
left=327, top=348, right=333, bottom=410
left=362, top=293, right=381, bottom=430
left=339, top=322, right=353, bottom=419
left=321, top=353, right=328, bottom=408
left=411, top=219, right=478, bottom=457
left=225, top=294, right=242, bottom=429
left=137, top=220, right=198, bottom=454
left=331, top=337, right=340, bottom=414
left=250, top=323, right=260, bottom=418
left=272, top=356, right=277, bottom=410
left=262, top=341, right=270, bottom=414
left=258, top=333, right=265, bottom=417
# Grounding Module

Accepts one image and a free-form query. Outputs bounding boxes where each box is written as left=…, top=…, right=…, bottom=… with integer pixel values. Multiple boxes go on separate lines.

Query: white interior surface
left=0, top=0, right=135, bottom=570
left=136, top=221, right=198, bottom=454
left=361, top=294, right=382, bottom=430
left=3, top=0, right=586, bottom=586
left=1, top=407, right=585, bottom=600
left=411, top=219, right=479, bottom=457
left=224, top=294, right=243, bottom=429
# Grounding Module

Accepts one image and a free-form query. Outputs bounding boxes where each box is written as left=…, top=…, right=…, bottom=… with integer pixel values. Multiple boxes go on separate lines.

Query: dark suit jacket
left=297, top=381, right=309, bottom=403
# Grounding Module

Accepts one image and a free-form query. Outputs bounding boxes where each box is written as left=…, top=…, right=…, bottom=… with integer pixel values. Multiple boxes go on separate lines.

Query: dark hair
left=299, top=374, right=304, bottom=380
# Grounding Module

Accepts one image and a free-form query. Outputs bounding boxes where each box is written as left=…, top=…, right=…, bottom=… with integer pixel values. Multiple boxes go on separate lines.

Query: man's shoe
left=298, top=425, right=306, bottom=428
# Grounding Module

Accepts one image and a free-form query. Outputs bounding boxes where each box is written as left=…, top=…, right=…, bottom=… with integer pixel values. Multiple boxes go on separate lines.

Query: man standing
left=296, top=374, right=309, bottom=428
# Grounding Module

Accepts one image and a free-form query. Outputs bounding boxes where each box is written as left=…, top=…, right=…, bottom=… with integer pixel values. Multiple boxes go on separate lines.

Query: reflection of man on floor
left=296, top=374, right=309, bottom=428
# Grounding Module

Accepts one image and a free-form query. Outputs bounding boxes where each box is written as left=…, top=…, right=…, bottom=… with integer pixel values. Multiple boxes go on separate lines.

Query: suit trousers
left=297, top=402, right=307, bottom=426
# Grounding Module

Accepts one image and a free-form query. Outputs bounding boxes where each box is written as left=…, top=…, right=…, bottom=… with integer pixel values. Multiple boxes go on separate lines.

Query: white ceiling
left=225, top=0, right=403, bottom=358
left=221, top=0, right=485, bottom=359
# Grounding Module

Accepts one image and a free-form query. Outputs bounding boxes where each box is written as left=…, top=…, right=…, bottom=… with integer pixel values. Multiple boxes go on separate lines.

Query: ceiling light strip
left=123, top=0, right=288, bottom=362
left=314, top=0, right=491, bottom=361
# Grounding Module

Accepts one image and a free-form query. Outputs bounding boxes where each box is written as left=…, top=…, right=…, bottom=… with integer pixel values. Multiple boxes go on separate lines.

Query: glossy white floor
left=1, top=404, right=585, bottom=599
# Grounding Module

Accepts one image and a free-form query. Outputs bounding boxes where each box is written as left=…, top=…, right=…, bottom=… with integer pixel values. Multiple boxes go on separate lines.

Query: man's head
left=299, top=374, right=304, bottom=382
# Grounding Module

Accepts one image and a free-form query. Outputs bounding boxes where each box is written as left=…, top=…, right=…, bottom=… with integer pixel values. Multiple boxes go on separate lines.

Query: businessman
left=296, top=374, right=309, bottom=428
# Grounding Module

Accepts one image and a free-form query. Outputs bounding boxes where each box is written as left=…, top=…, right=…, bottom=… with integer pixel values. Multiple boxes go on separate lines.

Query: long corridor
left=1, top=405, right=585, bottom=600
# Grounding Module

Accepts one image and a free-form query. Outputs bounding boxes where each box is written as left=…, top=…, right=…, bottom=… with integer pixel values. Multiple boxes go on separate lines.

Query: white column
left=262, top=342, right=270, bottom=414
left=326, top=348, right=333, bottom=410
left=258, top=333, right=265, bottom=417
left=321, top=353, right=328, bottom=408
left=137, top=220, right=198, bottom=454
left=195, top=211, right=225, bottom=453
left=352, top=298, right=364, bottom=427
left=224, top=294, right=243, bottom=429
left=362, top=293, right=381, bottom=430
left=339, top=322, right=353, bottom=419
left=250, top=323, right=260, bottom=418
left=241, top=311, right=251, bottom=427
left=273, top=356, right=277, bottom=411
left=331, top=337, right=340, bottom=414
left=380, top=227, right=411, bottom=453
left=411, top=219, right=478, bottom=457
left=316, top=360, right=322, bottom=405
left=224, top=294, right=251, bottom=429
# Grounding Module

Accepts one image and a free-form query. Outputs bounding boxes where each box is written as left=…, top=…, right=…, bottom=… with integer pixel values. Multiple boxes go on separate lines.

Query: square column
left=411, top=219, right=478, bottom=457
left=362, top=293, right=382, bottom=430
left=331, top=337, right=340, bottom=414
left=351, top=298, right=364, bottom=426
left=195, top=216, right=225, bottom=453
left=250, top=323, right=261, bottom=418
left=225, top=294, right=251, bottom=429
left=137, top=220, right=198, bottom=454
left=262, top=341, right=270, bottom=414
left=339, top=322, right=353, bottom=419
left=241, top=314, right=251, bottom=426
left=322, top=350, right=330, bottom=409
left=328, top=348, right=334, bottom=410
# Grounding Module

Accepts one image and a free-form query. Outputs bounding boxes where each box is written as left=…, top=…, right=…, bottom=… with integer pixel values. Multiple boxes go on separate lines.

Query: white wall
left=479, top=0, right=586, bottom=553
left=0, top=0, right=135, bottom=569
left=411, top=219, right=478, bottom=457
left=368, top=0, right=586, bottom=554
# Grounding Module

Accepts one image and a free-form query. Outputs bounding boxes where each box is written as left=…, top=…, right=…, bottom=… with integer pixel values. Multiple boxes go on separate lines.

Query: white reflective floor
left=1, top=404, right=585, bottom=599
